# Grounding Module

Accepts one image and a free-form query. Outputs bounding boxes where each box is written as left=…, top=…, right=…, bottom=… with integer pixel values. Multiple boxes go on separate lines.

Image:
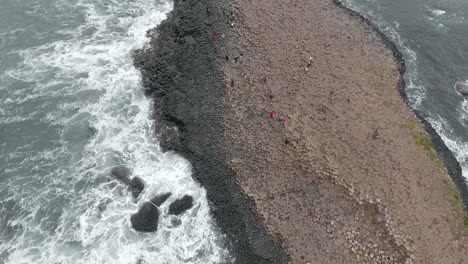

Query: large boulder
left=151, top=192, right=172, bottom=207
left=455, top=82, right=468, bottom=96
left=110, top=166, right=131, bottom=185
left=129, top=177, right=145, bottom=198
left=168, top=195, right=194, bottom=215
left=130, top=202, right=159, bottom=232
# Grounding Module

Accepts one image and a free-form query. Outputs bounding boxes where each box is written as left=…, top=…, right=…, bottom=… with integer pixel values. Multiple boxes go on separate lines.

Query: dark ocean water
left=0, top=0, right=228, bottom=263
left=341, top=0, right=468, bottom=180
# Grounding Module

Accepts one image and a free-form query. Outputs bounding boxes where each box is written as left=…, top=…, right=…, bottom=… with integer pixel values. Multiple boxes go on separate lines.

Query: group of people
left=260, top=109, right=287, bottom=124
left=259, top=56, right=314, bottom=126
left=210, top=30, right=315, bottom=128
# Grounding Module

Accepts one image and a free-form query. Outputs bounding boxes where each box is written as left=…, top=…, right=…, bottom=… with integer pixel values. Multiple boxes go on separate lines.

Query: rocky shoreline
left=134, top=0, right=287, bottom=263
left=334, top=0, right=468, bottom=209
left=218, top=0, right=468, bottom=262
left=134, top=0, right=468, bottom=263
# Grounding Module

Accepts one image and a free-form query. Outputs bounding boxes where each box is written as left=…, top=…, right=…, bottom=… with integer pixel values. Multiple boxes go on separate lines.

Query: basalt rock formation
left=168, top=195, right=194, bottom=216
left=131, top=202, right=160, bottom=233
left=455, top=81, right=468, bottom=96
left=133, top=0, right=287, bottom=262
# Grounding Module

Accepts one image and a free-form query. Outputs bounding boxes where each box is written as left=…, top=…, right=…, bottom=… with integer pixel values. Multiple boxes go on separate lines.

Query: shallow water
left=340, top=0, right=468, bottom=179
left=0, top=0, right=229, bottom=263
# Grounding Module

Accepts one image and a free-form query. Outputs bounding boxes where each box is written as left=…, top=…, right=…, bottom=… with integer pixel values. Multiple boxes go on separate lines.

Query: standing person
left=305, top=56, right=313, bottom=71
left=269, top=111, right=275, bottom=119
left=280, top=115, right=286, bottom=123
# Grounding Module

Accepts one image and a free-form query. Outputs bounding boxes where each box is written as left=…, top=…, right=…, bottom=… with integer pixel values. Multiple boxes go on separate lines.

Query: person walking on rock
left=305, top=56, right=313, bottom=71
left=280, top=115, right=286, bottom=123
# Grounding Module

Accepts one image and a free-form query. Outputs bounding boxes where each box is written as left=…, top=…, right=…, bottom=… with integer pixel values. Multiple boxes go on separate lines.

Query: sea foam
left=0, top=0, right=230, bottom=263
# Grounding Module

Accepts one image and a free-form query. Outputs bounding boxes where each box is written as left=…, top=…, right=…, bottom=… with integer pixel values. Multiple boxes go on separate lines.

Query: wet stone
left=168, top=195, right=194, bottom=215
left=131, top=202, right=159, bottom=233
left=110, top=165, right=131, bottom=184
left=129, top=176, right=145, bottom=198
left=171, top=218, right=182, bottom=227
left=455, top=82, right=468, bottom=96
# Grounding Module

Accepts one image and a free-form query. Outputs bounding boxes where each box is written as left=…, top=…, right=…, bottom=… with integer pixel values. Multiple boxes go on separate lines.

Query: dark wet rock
left=110, top=166, right=145, bottom=198
left=171, top=218, right=182, bottom=227
left=455, top=82, right=468, bottom=96
left=133, top=0, right=289, bottom=262
left=168, top=195, right=194, bottom=215
left=129, top=177, right=145, bottom=198
left=130, top=202, right=159, bottom=232
left=111, top=166, right=131, bottom=185
left=150, top=192, right=172, bottom=207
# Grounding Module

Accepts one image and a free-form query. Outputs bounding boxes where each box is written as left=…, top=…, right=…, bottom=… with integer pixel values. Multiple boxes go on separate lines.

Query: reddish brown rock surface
left=220, top=0, right=468, bottom=263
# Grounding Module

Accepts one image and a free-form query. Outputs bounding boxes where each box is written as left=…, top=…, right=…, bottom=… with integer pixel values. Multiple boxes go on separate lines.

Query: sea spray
left=0, top=0, right=230, bottom=263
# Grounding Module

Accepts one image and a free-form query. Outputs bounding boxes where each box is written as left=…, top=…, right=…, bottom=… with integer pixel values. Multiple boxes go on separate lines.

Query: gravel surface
left=219, top=0, right=468, bottom=263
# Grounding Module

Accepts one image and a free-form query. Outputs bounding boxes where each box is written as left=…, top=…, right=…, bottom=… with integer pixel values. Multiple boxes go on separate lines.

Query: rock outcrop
left=168, top=195, right=194, bottom=215
left=110, top=166, right=145, bottom=198
left=129, top=176, right=145, bottom=198
left=131, top=202, right=160, bottom=232
left=455, top=82, right=468, bottom=96
left=133, top=0, right=289, bottom=262
left=110, top=165, right=131, bottom=184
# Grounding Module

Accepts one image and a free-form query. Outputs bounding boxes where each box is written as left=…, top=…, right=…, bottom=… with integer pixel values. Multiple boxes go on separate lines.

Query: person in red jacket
left=305, top=56, right=313, bottom=71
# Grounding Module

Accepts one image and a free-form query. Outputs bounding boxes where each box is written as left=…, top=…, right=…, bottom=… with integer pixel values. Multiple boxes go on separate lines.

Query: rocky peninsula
left=135, top=0, right=468, bottom=263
